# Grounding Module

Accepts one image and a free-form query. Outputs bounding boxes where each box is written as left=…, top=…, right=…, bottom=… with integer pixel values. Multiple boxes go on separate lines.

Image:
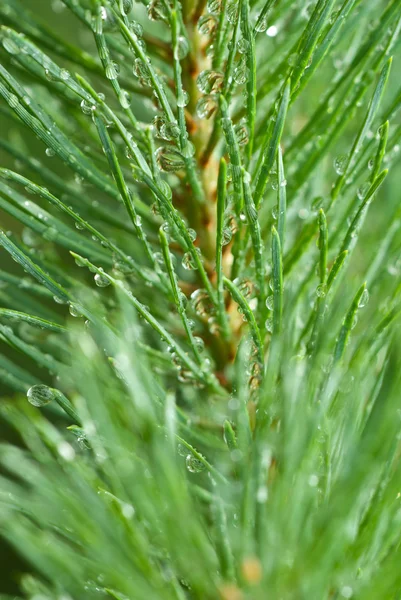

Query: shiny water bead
left=129, top=20, right=143, bottom=36
left=161, top=121, right=180, bottom=141
left=45, top=147, right=55, bottom=158
left=27, top=384, right=55, bottom=407
left=133, top=58, right=151, bottom=86
left=105, top=60, right=120, bottom=80
left=69, top=304, right=82, bottom=317
left=196, top=70, right=224, bottom=94
left=265, top=318, right=273, bottom=333
left=119, top=90, right=131, bottom=109
left=238, top=38, right=250, bottom=54
left=207, top=0, right=221, bottom=13
left=198, top=14, right=218, bottom=36
left=358, top=289, right=369, bottom=308
left=94, top=272, right=110, bottom=287
left=155, top=147, right=185, bottom=172
left=191, top=289, right=214, bottom=318
left=147, top=0, right=168, bottom=21
left=265, top=295, right=274, bottom=310
left=153, top=115, right=166, bottom=137
left=182, top=249, right=200, bottom=271
left=234, top=277, right=253, bottom=299
left=255, top=13, right=268, bottom=33
left=177, top=89, right=190, bottom=107
left=60, top=69, right=70, bottom=81
left=222, top=226, right=233, bottom=246
left=196, top=95, right=218, bottom=120
left=175, top=36, right=189, bottom=60
left=357, top=182, right=370, bottom=200
left=234, top=122, right=249, bottom=146
left=188, top=228, right=197, bottom=242
left=270, top=174, right=279, bottom=190
left=233, top=57, right=248, bottom=84
left=80, top=99, right=96, bottom=115
left=120, top=0, right=133, bottom=15
left=227, top=1, right=239, bottom=23
left=186, top=454, right=206, bottom=473
left=334, top=154, right=348, bottom=175
left=316, top=284, right=326, bottom=298
left=193, top=336, right=205, bottom=353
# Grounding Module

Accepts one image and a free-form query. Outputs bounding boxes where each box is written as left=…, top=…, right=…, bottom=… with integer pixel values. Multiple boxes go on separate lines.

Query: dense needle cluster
left=0, top=0, right=401, bottom=598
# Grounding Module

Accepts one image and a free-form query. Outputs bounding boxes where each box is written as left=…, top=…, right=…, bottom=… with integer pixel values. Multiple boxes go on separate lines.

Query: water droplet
left=186, top=454, right=205, bottom=473
left=255, top=14, right=268, bottom=33
left=334, top=154, right=348, bottom=175
left=193, top=336, right=205, bottom=353
left=196, top=70, right=224, bottom=94
left=207, top=0, right=221, bottom=13
left=133, top=58, right=151, bottom=86
left=69, top=304, right=82, bottom=318
left=238, top=38, right=250, bottom=54
left=188, top=228, right=197, bottom=242
left=182, top=249, right=201, bottom=271
left=265, top=318, right=273, bottom=333
left=222, top=226, right=232, bottom=246
left=233, top=56, right=248, bottom=84
left=198, top=14, right=217, bottom=35
left=358, top=288, right=369, bottom=308
left=105, top=60, right=120, bottom=80
left=265, top=295, right=274, bottom=310
left=121, top=0, right=133, bottom=15
left=94, top=273, right=110, bottom=287
left=227, top=1, right=238, bottom=23
left=80, top=99, right=96, bottom=115
left=129, top=20, right=143, bottom=36
left=45, top=147, right=55, bottom=158
left=177, top=90, right=190, bottom=107
left=161, top=121, right=180, bottom=141
left=271, top=174, right=279, bottom=190
left=119, top=90, right=131, bottom=109
left=357, top=182, right=370, bottom=200
left=147, top=0, right=168, bottom=21
left=316, top=283, right=326, bottom=298
left=196, top=95, right=218, bottom=119
left=175, top=36, right=189, bottom=60
left=191, top=289, right=214, bottom=318
left=155, top=147, right=185, bottom=172
left=234, top=122, right=249, bottom=146
left=27, top=384, right=55, bottom=407
left=60, top=69, right=70, bottom=81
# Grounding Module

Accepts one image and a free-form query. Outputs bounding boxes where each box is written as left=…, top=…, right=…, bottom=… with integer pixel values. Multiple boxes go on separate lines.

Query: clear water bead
left=27, top=384, right=55, bottom=407
left=186, top=454, right=206, bottom=473
left=334, top=154, right=348, bottom=175
left=155, top=147, right=185, bottom=172
left=207, top=0, right=222, bottom=14
left=196, top=70, right=224, bottom=94
left=196, top=95, right=218, bottom=120
left=198, top=15, right=217, bottom=36
left=94, top=273, right=110, bottom=287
